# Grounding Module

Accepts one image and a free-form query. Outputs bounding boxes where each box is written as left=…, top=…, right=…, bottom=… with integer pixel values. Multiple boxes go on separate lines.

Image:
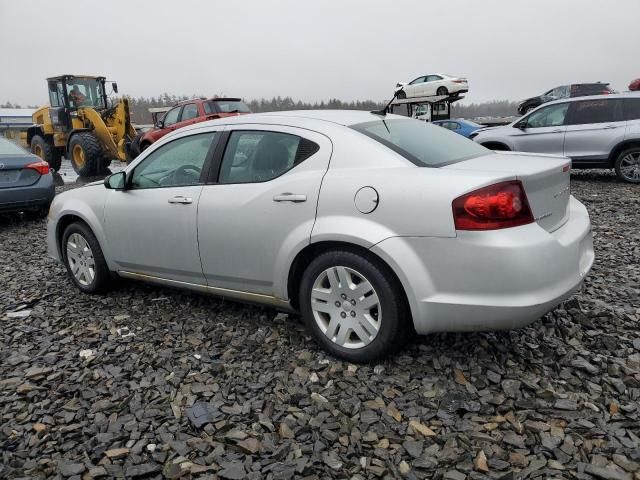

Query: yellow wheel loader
left=27, top=75, right=137, bottom=177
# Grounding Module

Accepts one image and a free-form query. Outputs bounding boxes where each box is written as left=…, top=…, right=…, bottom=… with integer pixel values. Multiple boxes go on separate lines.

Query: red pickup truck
left=131, top=97, right=251, bottom=158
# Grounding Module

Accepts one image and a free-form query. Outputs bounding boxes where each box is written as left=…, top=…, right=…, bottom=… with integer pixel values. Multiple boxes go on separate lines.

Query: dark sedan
left=0, top=137, right=55, bottom=216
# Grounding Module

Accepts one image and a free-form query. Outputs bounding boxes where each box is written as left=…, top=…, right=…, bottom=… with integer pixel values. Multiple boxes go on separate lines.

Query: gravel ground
left=1, top=171, right=639, bottom=480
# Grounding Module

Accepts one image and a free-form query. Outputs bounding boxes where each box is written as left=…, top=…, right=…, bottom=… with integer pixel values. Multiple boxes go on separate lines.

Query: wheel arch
left=286, top=240, right=411, bottom=319
left=26, top=126, right=47, bottom=145
left=55, top=211, right=111, bottom=269
left=608, top=139, right=640, bottom=167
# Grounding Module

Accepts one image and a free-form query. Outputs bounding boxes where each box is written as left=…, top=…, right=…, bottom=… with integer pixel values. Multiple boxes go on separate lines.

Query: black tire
left=437, top=86, right=448, bottom=96
left=68, top=132, right=103, bottom=177
left=299, top=250, right=410, bottom=362
left=61, top=222, right=111, bottom=293
left=128, top=133, right=144, bottom=160
left=614, top=147, right=640, bottom=183
left=30, top=135, right=62, bottom=171
left=396, top=90, right=407, bottom=100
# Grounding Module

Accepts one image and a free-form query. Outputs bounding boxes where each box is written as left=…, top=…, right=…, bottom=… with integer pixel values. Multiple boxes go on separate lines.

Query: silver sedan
left=47, top=111, right=594, bottom=361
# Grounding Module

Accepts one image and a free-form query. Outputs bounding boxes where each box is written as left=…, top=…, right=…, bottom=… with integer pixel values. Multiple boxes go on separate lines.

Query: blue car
left=0, top=137, right=55, bottom=217
left=432, top=119, right=484, bottom=138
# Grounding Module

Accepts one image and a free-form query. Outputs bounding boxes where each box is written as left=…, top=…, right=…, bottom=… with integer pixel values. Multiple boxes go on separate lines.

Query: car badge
left=0, top=162, right=5, bottom=170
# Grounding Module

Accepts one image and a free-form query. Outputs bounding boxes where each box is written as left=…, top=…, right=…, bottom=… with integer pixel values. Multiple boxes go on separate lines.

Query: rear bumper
left=0, top=174, right=55, bottom=213
left=371, top=196, right=593, bottom=334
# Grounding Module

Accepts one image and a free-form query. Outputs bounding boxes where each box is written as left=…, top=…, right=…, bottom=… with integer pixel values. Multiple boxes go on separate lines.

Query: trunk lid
left=445, top=152, right=571, bottom=232
left=0, top=154, right=42, bottom=189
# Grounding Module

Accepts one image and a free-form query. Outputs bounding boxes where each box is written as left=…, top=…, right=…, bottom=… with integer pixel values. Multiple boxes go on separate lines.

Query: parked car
left=395, top=74, right=468, bottom=99
left=517, top=83, right=614, bottom=115
left=131, top=97, right=251, bottom=157
left=0, top=137, right=55, bottom=216
left=471, top=93, right=640, bottom=183
left=47, top=111, right=593, bottom=361
left=432, top=118, right=484, bottom=138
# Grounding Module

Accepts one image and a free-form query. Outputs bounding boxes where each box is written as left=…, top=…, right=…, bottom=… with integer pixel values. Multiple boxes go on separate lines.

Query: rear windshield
left=207, top=100, right=251, bottom=114
left=351, top=118, right=489, bottom=167
left=0, top=138, right=27, bottom=155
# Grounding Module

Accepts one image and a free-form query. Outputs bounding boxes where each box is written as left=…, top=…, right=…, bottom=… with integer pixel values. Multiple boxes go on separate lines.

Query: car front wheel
left=614, top=148, right=640, bottom=183
left=299, top=250, right=409, bottom=362
left=62, top=222, right=111, bottom=293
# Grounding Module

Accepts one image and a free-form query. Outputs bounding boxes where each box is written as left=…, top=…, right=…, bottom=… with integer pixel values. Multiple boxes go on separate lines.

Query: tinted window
left=163, top=107, right=181, bottom=126
left=131, top=133, right=216, bottom=189
left=219, top=131, right=317, bottom=183
left=211, top=100, right=251, bottom=113
left=181, top=103, right=199, bottom=121
left=351, top=119, right=488, bottom=167
left=409, top=77, right=425, bottom=85
left=426, top=75, right=443, bottom=82
left=0, top=137, right=27, bottom=155
left=567, top=99, right=621, bottom=125
left=624, top=98, right=640, bottom=121
left=525, top=103, right=569, bottom=128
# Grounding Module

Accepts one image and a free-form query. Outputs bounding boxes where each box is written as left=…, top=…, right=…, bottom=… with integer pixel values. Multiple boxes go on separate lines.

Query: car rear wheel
left=614, top=148, right=640, bottom=183
left=62, top=222, right=111, bottom=293
left=299, top=250, right=409, bottom=362
left=437, top=86, right=448, bottom=96
left=396, top=90, right=407, bottom=99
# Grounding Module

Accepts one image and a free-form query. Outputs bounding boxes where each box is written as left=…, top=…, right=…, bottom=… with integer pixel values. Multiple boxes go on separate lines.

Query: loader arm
left=78, top=98, right=135, bottom=161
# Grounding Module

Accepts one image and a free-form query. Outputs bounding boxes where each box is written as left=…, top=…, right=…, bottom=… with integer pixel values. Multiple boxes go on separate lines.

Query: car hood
left=472, top=125, right=506, bottom=135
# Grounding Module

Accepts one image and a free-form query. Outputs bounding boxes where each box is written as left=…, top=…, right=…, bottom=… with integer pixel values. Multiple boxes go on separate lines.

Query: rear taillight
left=452, top=79, right=467, bottom=84
left=452, top=180, right=534, bottom=231
left=25, top=160, right=50, bottom=175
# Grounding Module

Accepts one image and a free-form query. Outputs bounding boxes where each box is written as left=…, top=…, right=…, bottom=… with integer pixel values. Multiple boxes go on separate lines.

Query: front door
left=197, top=125, right=332, bottom=298
left=511, top=102, right=570, bottom=155
left=104, top=131, right=219, bottom=284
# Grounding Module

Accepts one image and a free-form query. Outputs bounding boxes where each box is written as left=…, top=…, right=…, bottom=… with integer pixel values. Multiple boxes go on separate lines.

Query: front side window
left=130, top=133, right=216, bottom=189
left=162, top=107, right=181, bottom=126
left=218, top=131, right=317, bottom=184
left=181, top=103, right=199, bottom=121
left=624, top=98, right=640, bottom=121
left=567, top=99, right=621, bottom=125
left=66, top=78, right=105, bottom=109
left=524, top=102, right=569, bottom=128
left=409, top=76, right=426, bottom=85
left=351, top=119, right=488, bottom=167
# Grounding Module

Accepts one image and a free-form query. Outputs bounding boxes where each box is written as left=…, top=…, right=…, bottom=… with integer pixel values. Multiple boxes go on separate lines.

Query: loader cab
left=46, top=75, right=108, bottom=131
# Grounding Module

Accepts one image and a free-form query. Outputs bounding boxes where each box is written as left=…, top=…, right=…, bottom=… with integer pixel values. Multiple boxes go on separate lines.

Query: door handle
left=273, top=193, right=307, bottom=203
left=603, top=125, right=618, bottom=129
left=550, top=129, right=562, bottom=133
left=168, top=196, right=193, bottom=204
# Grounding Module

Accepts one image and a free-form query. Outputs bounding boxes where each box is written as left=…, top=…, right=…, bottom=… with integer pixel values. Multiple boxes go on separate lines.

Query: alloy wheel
left=310, top=266, right=381, bottom=349
left=66, top=233, right=95, bottom=286
left=619, top=151, right=640, bottom=181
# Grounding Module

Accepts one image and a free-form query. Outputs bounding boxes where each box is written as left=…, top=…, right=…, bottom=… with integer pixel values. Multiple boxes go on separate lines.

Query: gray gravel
left=1, top=170, right=639, bottom=479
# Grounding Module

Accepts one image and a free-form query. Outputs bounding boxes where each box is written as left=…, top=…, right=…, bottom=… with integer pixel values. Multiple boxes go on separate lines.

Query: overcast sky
left=1, top=0, right=638, bottom=106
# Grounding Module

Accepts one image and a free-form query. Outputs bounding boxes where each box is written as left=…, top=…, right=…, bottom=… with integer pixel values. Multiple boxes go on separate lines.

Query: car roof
left=542, top=91, right=640, bottom=107
left=175, top=97, right=244, bottom=106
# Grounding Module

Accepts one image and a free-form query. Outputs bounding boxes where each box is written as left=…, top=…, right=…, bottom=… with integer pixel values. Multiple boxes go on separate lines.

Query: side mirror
left=515, top=121, right=527, bottom=130
left=156, top=119, right=164, bottom=129
left=112, top=82, right=118, bottom=94
left=104, top=171, right=126, bottom=190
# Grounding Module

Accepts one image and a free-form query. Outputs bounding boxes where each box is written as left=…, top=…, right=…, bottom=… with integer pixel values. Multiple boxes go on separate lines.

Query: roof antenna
left=371, top=85, right=404, bottom=116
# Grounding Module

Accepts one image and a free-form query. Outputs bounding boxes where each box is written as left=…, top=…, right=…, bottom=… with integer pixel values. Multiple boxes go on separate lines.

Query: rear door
left=424, top=75, right=443, bottom=96
left=563, top=98, right=624, bottom=165
left=175, top=103, right=202, bottom=129
left=511, top=102, right=569, bottom=155
left=197, top=125, right=332, bottom=297
left=623, top=97, right=640, bottom=137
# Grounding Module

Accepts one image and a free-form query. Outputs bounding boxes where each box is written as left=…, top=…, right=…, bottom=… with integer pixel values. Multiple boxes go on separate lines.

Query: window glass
left=181, top=103, right=199, bottom=121
left=567, top=99, right=619, bottom=125
left=203, top=102, right=213, bottom=115
left=66, top=78, right=105, bottom=109
left=219, top=131, right=312, bottom=183
left=426, top=75, right=443, bottom=82
left=351, top=119, right=488, bottom=167
left=525, top=103, right=569, bottom=128
left=48, top=82, right=61, bottom=107
left=131, top=133, right=216, bottom=189
left=623, top=98, right=640, bottom=121
left=449, top=122, right=460, bottom=130
left=163, top=107, right=181, bottom=126
left=0, top=137, right=27, bottom=155
left=211, top=100, right=251, bottom=113
left=409, top=77, right=426, bottom=85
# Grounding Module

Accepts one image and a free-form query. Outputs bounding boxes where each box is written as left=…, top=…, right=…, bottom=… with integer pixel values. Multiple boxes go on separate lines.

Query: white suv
left=471, top=93, right=640, bottom=183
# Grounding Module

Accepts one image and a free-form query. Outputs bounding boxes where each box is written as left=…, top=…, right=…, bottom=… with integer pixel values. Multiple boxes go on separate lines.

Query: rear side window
left=181, top=103, right=199, bottom=121
left=567, top=99, right=622, bottom=125
left=218, top=131, right=318, bottom=183
left=207, top=100, right=251, bottom=114
left=351, top=119, right=488, bottom=167
left=624, top=98, right=640, bottom=120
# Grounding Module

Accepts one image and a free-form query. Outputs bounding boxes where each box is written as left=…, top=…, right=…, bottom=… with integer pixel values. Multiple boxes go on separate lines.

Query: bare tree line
left=1, top=96, right=521, bottom=122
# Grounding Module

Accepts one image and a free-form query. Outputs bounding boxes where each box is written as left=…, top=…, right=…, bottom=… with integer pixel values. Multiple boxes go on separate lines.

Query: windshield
left=66, top=78, right=106, bottom=109
left=0, top=137, right=28, bottom=155
left=209, top=100, right=251, bottom=113
left=351, top=118, right=489, bottom=167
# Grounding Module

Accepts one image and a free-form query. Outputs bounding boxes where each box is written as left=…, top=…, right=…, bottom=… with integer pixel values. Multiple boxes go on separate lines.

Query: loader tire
left=69, top=132, right=102, bottom=177
left=31, top=135, right=62, bottom=171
